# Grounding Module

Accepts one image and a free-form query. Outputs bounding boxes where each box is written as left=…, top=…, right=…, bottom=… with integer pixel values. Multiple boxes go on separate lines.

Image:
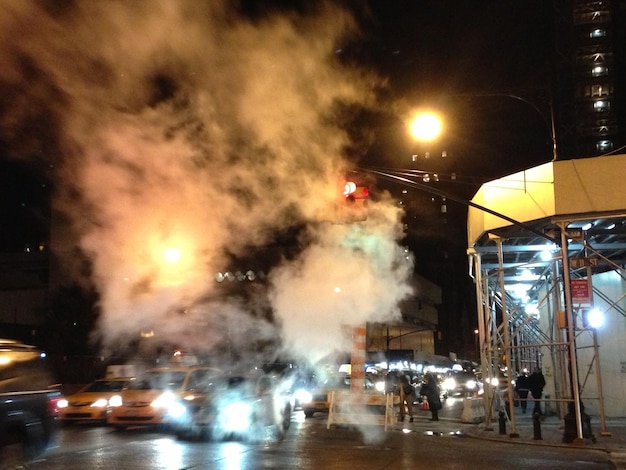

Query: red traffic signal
left=339, top=181, right=368, bottom=222
left=344, top=181, right=369, bottom=201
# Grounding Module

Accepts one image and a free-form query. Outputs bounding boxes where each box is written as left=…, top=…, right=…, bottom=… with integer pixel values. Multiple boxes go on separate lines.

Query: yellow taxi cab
left=107, top=366, right=220, bottom=430
left=58, top=377, right=133, bottom=424
left=301, top=373, right=375, bottom=418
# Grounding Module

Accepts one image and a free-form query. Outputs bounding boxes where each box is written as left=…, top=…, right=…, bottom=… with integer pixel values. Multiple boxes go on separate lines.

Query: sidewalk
left=390, top=407, right=626, bottom=469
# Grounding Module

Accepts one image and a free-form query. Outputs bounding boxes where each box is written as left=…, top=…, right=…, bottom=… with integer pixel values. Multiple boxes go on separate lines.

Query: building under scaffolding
left=468, top=153, right=626, bottom=439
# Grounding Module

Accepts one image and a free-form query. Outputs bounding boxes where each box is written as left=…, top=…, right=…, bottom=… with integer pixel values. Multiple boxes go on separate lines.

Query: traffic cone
left=422, top=396, right=429, bottom=410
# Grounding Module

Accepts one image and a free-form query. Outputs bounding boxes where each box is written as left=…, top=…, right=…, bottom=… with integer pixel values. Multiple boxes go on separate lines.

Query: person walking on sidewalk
left=420, top=372, right=442, bottom=421
left=515, top=372, right=530, bottom=413
left=528, top=368, right=546, bottom=415
left=398, top=374, right=414, bottom=422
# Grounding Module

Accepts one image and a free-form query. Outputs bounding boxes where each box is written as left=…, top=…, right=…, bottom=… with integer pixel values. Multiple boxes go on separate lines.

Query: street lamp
left=409, top=111, right=443, bottom=142
left=411, top=93, right=557, bottom=161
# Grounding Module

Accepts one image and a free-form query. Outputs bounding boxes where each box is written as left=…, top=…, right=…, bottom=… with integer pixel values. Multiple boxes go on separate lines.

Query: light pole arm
left=449, top=92, right=557, bottom=162
left=362, top=167, right=558, bottom=244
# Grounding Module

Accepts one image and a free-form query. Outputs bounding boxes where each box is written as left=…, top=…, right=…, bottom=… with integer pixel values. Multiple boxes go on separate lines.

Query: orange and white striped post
left=351, top=325, right=366, bottom=393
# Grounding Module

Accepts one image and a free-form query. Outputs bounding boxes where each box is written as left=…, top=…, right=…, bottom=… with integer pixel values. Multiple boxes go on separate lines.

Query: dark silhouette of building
left=553, top=0, right=626, bottom=159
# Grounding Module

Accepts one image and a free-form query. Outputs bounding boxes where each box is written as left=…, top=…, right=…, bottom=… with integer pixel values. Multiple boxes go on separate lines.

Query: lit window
left=590, top=28, right=606, bottom=38
left=596, top=140, right=613, bottom=152
left=593, top=100, right=610, bottom=112
left=592, top=65, right=608, bottom=77
left=591, top=53, right=605, bottom=62
left=590, top=84, right=610, bottom=97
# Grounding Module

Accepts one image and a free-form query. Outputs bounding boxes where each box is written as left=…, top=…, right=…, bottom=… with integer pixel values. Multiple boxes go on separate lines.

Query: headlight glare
left=442, top=378, right=456, bottom=391
left=221, top=401, right=251, bottom=432
left=167, top=401, right=187, bottom=419
left=91, top=398, right=108, bottom=408
left=109, top=395, right=122, bottom=407
left=296, top=390, right=313, bottom=404
left=152, top=392, right=176, bottom=408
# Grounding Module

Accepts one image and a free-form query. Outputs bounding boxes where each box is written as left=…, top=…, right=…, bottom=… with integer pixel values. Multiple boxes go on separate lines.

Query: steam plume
left=0, top=1, right=413, bottom=363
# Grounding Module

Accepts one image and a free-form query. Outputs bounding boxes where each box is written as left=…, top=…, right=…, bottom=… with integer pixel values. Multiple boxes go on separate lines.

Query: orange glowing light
left=163, top=247, right=182, bottom=264
left=410, top=112, right=442, bottom=141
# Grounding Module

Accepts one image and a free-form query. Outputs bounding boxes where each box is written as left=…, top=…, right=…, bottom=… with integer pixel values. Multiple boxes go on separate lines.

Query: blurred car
left=58, top=377, right=133, bottom=424
left=170, top=374, right=292, bottom=442
left=300, top=373, right=375, bottom=418
left=107, top=366, right=220, bottom=430
left=485, top=372, right=515, bottom=393
left=0, top=339, right=61, bottom=468
left=441, top=370, right=482, bottom=398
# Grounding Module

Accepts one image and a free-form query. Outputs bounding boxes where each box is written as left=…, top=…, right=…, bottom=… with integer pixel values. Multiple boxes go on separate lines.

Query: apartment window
left=574, top=10, right=610, bottom=24
left=590, top=28, right=607, bottom=38
left=576, top=51, right=612, bottom=65
left=596, top=140, right=613, bottom=152
left=578, top=83, right=613, bottom=98
left=592, top=65, right=609, bottom=77
left=591, top=84, right=610, bottom=97
left=593, top=100, right=610, bottom=112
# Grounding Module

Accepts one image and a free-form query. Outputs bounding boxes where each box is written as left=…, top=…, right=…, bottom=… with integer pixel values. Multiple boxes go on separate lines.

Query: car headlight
left=220, top=401, right=252, bottom=432
left=442, top=378, right=456, bottom=391
left=295, top=390, right=313, bottom=404
left=152, top=392, right=177, bottom=408
left=91, top=398, right=108, bottom=408
left=57, top=399, right=68, bottom=409
left=465, top=380, right=477, bottom=390
left=109, top=395, right=122, bottom=407
left=167, top=401, right=188, bottom=419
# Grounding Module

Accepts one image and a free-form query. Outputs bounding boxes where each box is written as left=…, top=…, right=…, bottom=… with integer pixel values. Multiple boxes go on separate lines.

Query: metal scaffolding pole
left=470, top=250, right=495, bottom=430
left=495, top=237, right=518, bottom=437
left=558, top=221, right=585, bottom=444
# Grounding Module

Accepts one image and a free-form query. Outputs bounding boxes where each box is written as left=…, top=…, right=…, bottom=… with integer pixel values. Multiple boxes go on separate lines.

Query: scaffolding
left=468, top=214, right=626, bottom=441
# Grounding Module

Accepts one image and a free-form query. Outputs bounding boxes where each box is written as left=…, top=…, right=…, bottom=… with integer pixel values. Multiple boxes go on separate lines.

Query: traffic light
left=344, top=181, right=369, bottom=202
left=340, top=181, right=368, bottom=222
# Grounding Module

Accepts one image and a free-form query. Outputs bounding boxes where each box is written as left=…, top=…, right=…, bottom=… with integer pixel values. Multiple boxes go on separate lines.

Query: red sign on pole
left=571, top=278, right=591, bottom=305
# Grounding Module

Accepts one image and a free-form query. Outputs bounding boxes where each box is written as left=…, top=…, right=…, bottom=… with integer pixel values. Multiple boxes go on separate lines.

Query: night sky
left=0, top=0, right=556, bottom=252
left=0, top=1, right=558, bottom=360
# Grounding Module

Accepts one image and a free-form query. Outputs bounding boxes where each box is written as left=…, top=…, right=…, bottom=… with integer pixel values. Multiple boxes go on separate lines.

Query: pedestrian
left=515, top=372, right=530, bottom=413
left=420, top=372, right=442, bottom=421
left=528, top=368, right=546, bottom=415
left=397, top=373, right=414, bottom=422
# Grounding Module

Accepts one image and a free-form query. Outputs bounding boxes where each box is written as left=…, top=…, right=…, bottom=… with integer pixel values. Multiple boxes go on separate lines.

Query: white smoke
left=0, top=1, right=413, bottom=363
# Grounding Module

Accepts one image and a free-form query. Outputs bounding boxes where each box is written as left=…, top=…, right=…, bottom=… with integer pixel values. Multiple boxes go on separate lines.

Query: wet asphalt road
left=29, top=407, right=613, bottom=470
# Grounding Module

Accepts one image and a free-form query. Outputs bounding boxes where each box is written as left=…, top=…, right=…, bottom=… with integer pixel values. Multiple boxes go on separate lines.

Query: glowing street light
left=163, top=247, right=182, bottom=264
left=409, top=111, right=442, bottom=141
left=586, top=308, right=604, bottom=329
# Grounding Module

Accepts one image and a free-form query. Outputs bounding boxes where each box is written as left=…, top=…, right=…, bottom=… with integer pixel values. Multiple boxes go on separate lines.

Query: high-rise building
left=554, top=0, right=626, bottom=159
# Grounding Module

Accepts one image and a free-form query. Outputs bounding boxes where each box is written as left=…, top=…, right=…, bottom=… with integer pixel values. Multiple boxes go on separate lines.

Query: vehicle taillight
left=47, top=394, right=67, bottom=416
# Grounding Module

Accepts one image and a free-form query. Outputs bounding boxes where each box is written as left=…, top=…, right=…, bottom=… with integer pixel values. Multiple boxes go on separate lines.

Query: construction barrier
left=461, top=397, right=485, bottom=424
left=327, top=391, right=395, bottom=431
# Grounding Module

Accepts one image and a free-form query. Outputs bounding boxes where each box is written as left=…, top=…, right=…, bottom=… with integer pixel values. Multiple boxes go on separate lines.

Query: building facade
left=554, top=0, right=626, bottom=159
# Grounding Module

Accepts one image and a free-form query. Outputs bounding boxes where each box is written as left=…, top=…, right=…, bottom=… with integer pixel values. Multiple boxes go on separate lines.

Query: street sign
left=571, top=278, right=592, bottom=305
left=565, top=229, right=584, bottom=240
